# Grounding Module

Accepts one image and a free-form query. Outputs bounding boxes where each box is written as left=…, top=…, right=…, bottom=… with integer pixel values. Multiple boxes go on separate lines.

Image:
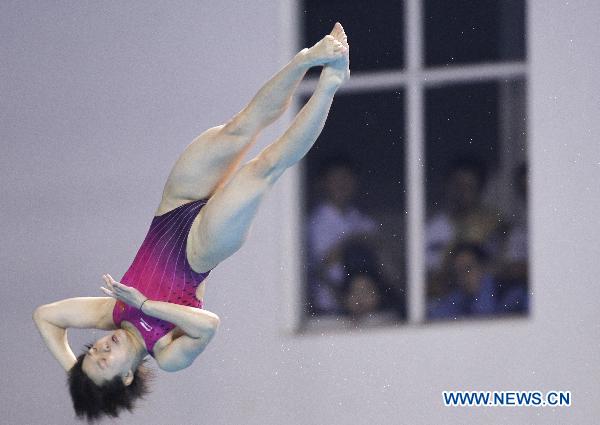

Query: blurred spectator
left=427, top=242, right=497, bottom=319
left=338, top=240, right=405, bottom=321
left=496, top=162, right=529, bottom=313
left=307, top=155, right=377, bottom=315
left=426, top=157, right=504, bottom=273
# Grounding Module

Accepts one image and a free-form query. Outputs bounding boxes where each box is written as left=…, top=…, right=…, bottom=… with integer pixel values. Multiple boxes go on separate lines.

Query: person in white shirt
left=307, top=156, right=377, bottom=315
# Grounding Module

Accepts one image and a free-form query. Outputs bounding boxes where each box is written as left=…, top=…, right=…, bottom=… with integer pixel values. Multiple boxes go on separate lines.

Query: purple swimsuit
left=113, top=199, right=211, bottom=356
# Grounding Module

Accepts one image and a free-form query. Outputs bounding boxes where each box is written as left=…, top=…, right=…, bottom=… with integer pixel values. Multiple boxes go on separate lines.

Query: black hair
left=316, top=153, right=360, bottom=178
left=338, top=240, right=404, bottom=316
left=444, top=156, right=488, bottom=189
left=451, top=241, right=489, bottom=264
left=67, top=347, right=153, bottom=422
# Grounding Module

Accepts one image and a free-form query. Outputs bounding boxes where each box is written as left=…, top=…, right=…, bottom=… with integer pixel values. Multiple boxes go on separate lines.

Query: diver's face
left=82, top=329, right=135, bottom=385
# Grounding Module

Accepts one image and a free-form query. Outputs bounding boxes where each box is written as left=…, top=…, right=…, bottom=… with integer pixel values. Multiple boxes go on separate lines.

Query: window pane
left=302, top=90, right=407, bottom=329
left=425, top=79, right=529, bottom=321
left=425, top=0, right=526, bottom=67
left=302, top=0, right=404, bottom=73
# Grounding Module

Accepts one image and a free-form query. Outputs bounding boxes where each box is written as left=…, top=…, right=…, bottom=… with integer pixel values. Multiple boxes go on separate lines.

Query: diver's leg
left=157, top=25, right=347, bottom=212
left=187, top=37, right=350, bottom=272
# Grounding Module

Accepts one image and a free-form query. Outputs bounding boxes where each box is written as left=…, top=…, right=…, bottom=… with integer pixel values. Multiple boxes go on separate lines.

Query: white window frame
left=280, top=0, right=528, bottom=332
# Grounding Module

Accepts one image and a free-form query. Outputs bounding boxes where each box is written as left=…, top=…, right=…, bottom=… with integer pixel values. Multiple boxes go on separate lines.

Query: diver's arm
left=128, top=295, right=220, bottom=371
left=141, top=300, right=220, bottom=339
left=100, top=275, right=219, bottom=372
left=153, top=320, right=219, bottom=372
left=33, top=297, right=116, bottom=371
left=101, top=273, right=219, bottom=339
left=33, top=311, right=77, bottom=371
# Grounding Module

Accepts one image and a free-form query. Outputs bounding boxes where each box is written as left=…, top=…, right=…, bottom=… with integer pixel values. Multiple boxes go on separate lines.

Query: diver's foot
left=303, top=27, right=347, bottom=67
left=319, top=62, right=349, bottom=90
left=320, top=23, right=350, bottom=88
left=330, top=22, right=348, bottom=50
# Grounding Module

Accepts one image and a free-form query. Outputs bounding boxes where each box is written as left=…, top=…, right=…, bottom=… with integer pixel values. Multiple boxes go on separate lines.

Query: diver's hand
left=100, top=274, right=147, bottom=310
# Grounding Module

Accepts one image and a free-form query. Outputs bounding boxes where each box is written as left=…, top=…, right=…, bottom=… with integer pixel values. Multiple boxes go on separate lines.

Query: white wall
left=1, top=1, right=289, bottom=423
left=1, top=1, right=598, bottom=424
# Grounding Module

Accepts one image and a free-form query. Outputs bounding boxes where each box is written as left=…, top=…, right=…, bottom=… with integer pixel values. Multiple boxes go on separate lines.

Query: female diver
left=33, top=23, right=350, bottom=421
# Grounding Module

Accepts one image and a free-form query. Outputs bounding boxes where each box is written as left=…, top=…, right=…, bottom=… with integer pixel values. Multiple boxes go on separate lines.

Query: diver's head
left=81, top=329, right=141, bottom=386
left=68, top=330, right=152, bottom=421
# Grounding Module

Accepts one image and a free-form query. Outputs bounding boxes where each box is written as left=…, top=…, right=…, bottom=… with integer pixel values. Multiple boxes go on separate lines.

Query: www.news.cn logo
left=443, top=390, right=571, bottom=407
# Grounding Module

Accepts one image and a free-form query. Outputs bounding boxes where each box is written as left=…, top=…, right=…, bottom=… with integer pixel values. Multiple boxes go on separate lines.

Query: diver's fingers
left=100, top=286, right=115, bottom=298
left=102, top=274, right=114, bottom=290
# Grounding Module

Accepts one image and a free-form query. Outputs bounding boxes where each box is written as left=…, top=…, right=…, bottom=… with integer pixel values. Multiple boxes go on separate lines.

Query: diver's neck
left=121, top=320, right=149, bottom=359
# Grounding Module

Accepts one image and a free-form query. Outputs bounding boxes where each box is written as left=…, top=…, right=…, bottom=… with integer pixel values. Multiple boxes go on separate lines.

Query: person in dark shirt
left=427, top=242, right=497, bottom=320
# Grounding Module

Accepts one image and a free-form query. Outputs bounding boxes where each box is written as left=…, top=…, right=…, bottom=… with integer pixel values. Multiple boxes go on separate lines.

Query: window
left=302, top=0, right=405, bottom=73
left=302, top=90, right=407, bottom=330
left=297, top=0, right=528, bottom=330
